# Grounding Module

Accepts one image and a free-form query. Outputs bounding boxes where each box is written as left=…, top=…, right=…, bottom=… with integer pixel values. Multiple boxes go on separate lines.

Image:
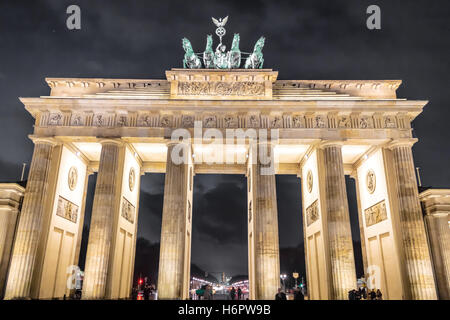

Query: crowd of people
left=275, top=287, right=305, bottom=300
left=132, top=281, right=382, bottom=301
left=348, top=287, right=382, bottom=300
left=192, top=285, right=246, bottom=300
left=229, top=287, right=243, bottom=300
left=131, top=283, right=156, bottom=300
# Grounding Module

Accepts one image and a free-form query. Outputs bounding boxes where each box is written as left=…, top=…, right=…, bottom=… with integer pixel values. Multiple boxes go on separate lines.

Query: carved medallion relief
left=366, top=169, right=376, bottom=194
left=129, top=167, right=136, bottom=192
left=68, top=166, right=78, bottom=191
left=306, top=170, right=313, bottom=193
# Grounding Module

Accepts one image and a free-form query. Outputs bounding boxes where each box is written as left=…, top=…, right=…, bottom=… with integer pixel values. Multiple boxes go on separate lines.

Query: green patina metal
left=182, top=16, right=264, bottom=69
left=245, top=36, right=265, bottom=69
left=182, top=38, right=202, bottom=69
left=213, top=42, right=229, bottom=69
left=229, top=33, right=241, bottom=69
left=203, top=35, right=214, bottom=69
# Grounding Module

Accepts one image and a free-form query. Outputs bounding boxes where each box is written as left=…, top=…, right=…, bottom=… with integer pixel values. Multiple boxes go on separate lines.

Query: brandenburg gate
left=0, top=66, right=444, bottom=300
left=0, top=16, right=447, bottom=301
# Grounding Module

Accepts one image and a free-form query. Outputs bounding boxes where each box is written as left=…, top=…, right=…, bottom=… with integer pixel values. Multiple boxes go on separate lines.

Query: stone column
left=320, top=143, right=356, bottom=300
left=0, top=183, right=25, bottom=298
left=419, top=189, right=450, bottom=300
left=4, top=138, right=57, bottom=299
left=82, top=140, right=122, bottom=299
left=424, top=213, right=450, bottom=299
left=249, top=142, right=280, bottom=300
left=157, top=142, right=192, bottom=299
left=389, top=141, right=437, bottom=299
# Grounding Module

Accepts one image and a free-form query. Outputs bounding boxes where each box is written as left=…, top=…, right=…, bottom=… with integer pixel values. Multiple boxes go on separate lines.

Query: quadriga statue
left=228, top=33, right=241, bottom=69
left=245, top=36, right=265, bottom=69
left=203, top=35, right=215, bottom=69
left=182, top=38, right=202, bottom=69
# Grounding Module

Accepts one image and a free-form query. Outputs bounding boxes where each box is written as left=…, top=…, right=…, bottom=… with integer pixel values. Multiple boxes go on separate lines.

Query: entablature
left=22, top=98, right=424, bottom=134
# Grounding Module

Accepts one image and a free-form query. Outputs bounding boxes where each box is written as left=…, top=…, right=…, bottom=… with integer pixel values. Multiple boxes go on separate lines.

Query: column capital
left=255, top=140, right=276, bottom=147
left=98, top=138, right=124, bottom=146
left=86, top=166, right=96, bottom=176
left=28, top=135, right=59, bottom=146
left=166, top=140, right=193, bottom=165
left=166, top=140, right=191, bottom=147
left=385, top=138, right=418, bottom=150
left=348, top=171, right=358, bottom=180
left=318, top=140, right=345, bottom=149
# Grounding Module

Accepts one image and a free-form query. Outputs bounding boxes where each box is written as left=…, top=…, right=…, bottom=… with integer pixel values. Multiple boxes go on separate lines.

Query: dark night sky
left=0, top=1, right=449, bottom=278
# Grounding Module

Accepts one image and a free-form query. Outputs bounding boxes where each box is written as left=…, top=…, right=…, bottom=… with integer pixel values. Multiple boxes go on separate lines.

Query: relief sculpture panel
left=306, top=200, right=319, bottom=226
left=56, top=196, right=78, bottom=223
left=178, top=81, right=265, bottom=96
left=364, top=200, right=387, bottom=227
left=121, top=197, right=135, bottom=224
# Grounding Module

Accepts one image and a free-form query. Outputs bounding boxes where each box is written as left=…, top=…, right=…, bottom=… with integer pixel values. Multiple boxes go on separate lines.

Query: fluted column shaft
left=0, top=206, right=21, bottom=298
left=251, top=143, right=280, bottom=300
left=391, top=144, right=437, bottom=299
left=82, top=141, right=121, bottom=299
left=322, top=144, right=356, bottom=300
left=424, top=213, right=450, bottom=299
left=158, top=143, right=191, bottom=299
left=4, top=140, right=56, bottom=299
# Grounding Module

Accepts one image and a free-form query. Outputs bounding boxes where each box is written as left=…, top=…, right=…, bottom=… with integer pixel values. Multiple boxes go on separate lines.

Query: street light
left=293, top=272, right=299, bottom=288
left=280, top=274, right=287, bottom=292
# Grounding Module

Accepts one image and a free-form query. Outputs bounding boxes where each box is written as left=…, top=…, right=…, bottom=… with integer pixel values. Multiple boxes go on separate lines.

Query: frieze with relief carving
left=178, top=81, right=265, bottom=96
left=71, top=114, right=84, bottom=126
left=42, top=110, right=411, bottom=131
left=292, top=115, right=305, bottom=128
left=138, top=114, right=152, bottom=127
left=182, top=115, right=195, bottom=127
left=338, top=116, right=351, bottom=128
left=93, top=114, right=106, bottom=127
left=314, top=115, right=327, bottom=128
left=359, top=116, right=373, bottom=129
left=48, top=113, right=62, bottom=126
left=270, top=116, right=283, bottom=128
left=203, top=115, right=217, bottom=128
left=384, top=115, right=397, bottom=128
left=247, top=114, right=260, bottom=128
left=223, top=115, right=238, bottom=128
left=160, top=115, right=172, bottom=127
left=116, top=115, right=128, bottom=127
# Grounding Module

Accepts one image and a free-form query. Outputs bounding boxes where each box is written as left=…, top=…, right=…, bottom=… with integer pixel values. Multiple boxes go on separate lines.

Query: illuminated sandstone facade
left=419, top=189, right=450, bottom=300
left=0, top=69, right=445, bottom=299
left=0, top=183, right=25, bottom=297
